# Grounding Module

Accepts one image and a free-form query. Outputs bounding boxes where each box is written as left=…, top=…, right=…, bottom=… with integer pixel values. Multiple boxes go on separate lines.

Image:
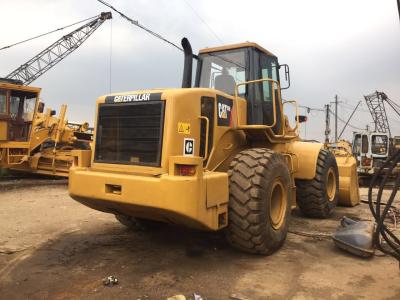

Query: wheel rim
left=326, top=168, right=337, bottom=201
left=269, top=179, right=287, bottom=230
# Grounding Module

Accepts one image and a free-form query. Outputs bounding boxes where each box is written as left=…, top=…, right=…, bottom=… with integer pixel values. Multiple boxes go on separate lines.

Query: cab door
left=251, top=49, right=282, bottom=134
left=7, top=90, right=37, bottom=142
left=360, top=134, right=372, bottom=169
left=0, top=89, right=9, bottom=141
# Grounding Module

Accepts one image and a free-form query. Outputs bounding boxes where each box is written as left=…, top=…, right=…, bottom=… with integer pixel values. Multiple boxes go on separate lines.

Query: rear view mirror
left=296, top=115, right=307, bottom=123
left=279, top=64, right=291, bottom=90
left=37, top=102, right=45, bottom=113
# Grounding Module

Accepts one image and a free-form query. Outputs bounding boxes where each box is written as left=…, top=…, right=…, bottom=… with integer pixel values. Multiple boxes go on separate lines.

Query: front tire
left=226, top=148, right=292, bottom=255
left=295, top=149, right=339, bottom=218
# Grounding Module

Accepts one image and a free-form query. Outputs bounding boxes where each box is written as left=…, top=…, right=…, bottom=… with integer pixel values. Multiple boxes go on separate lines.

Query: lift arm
left=5, top=12, right=112, bottom=85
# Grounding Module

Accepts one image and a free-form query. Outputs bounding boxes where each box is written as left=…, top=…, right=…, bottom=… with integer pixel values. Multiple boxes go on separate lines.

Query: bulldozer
left=0, top=12, right=111, bottom=177
left=69, top=38, right=359, bottom=254
left=0, top=78, right=92, bottom=177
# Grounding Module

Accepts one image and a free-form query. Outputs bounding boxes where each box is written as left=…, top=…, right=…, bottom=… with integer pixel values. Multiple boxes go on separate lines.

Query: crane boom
left=364, top=91, right=392, bottom=136
left=5, top=12, right=112, bottom=85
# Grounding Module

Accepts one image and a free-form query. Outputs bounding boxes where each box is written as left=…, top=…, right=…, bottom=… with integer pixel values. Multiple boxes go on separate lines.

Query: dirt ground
left=0, top=179, right=399, bottom=300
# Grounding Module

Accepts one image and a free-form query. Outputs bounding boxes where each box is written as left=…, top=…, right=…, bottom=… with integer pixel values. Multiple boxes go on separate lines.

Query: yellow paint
left=68, top=41, right=359, bottom=231
left=0, top=81, right=91, bottom=177
left=0, top=121, right=7, bottom=140
left=199, top=41, right=277, bottom=58
left=327, top=141, right=360, bottom=206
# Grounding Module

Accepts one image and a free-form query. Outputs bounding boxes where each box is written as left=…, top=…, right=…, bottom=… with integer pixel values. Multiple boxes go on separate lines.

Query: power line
left=339, top=102, right=369, bottom=113
left=97, top=0, right=183, bottom=52
left=329, top=110, right=363, bottom=130
left=0, top=15, right=99, bottom=51
left=109, top=18, right=113, bottom=93
left=340, top=102, right=399, bottom=124
left=298, top=105, right=324, bottom=112
left=182, top=0, right=224, bottom=44
left=338, top=100, right=362, bottom=139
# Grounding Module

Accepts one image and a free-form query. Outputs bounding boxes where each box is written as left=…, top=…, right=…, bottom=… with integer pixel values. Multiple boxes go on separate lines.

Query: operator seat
left=215, top=70, right=236, bottom=95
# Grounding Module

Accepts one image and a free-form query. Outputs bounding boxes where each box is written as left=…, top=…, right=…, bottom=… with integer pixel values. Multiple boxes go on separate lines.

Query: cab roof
left=199, top=42, right=277, bottom=58
left=0, top=81, right=41, bottom=93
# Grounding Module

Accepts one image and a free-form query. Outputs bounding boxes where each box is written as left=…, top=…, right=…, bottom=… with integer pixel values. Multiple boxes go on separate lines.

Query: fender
left=287, top=141, right=323, bottom=180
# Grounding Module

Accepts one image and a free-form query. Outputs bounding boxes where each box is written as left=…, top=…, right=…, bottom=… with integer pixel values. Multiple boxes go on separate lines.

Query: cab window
left=0, top=90, right=6, bottom=114
left=353, top=134, right=361, bottom=154
left=371, top=135, right=388, bottom=155
left=255, top=50, right=281, bottom=131
left=361, top=135, right=369, bottom=153
left=260, top=55, right=279, bottom=103
left=9, top=90, right=37, bottom=122
left=23, top=97, right=36, bottom=121
left=198, top=49, right=247, bottom=96
left=10, top=95, right=20, bottom=119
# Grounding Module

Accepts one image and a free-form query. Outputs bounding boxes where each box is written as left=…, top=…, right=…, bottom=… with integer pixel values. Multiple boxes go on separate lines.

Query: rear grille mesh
left=94, top=101, right=164, bottom=166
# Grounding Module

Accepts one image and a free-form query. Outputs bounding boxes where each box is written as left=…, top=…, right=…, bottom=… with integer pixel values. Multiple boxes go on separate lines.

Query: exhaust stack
left=181, top=38, right=193, bottom=88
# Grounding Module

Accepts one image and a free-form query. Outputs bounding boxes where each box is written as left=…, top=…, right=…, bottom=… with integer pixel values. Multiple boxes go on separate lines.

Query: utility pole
left=334, top=95, right=338, bottom=143
left=324, top=104, right=331, bottom=143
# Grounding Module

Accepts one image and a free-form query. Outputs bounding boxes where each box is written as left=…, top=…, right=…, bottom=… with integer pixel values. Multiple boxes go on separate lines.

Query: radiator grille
left=94, top=101, right=164, bottom=166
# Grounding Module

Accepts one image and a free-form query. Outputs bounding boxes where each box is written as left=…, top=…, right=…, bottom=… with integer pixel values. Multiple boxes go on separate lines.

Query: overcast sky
left=1, top=0, right=399, bottom=141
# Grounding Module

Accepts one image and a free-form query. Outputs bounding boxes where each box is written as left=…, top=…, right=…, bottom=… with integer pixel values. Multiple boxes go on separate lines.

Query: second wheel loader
left=69, top=38, right=359, bottom=254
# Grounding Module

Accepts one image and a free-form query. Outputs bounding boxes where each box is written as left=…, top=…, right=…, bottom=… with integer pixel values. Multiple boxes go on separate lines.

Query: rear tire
left=115, top=215, right=163, bottom=231
left=226, top=148, right=292, bottom=255
left=295, top=149, right=339, bottom=218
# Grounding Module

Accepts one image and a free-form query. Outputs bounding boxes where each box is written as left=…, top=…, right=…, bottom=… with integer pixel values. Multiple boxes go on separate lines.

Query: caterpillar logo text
left=216, top=96, right=233, bottom=126
left=218, top=103, right=231, bottom=119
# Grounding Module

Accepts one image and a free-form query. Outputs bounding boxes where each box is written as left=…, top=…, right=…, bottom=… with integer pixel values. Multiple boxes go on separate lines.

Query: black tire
left=115, top=215, right=164, bottom=231
left=295, top=149, right=339, bottom=218
left=226, top=148, right=292, bottom=255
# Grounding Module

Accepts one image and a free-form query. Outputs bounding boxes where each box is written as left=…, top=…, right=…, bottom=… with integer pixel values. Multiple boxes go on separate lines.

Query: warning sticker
left=178, top=122, right=191, bottom=134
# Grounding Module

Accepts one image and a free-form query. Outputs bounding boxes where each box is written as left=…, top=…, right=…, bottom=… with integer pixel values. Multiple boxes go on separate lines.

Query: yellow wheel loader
left=69, top=39, right=359, bottom=254
left=0, top=79, right=92, bottom=177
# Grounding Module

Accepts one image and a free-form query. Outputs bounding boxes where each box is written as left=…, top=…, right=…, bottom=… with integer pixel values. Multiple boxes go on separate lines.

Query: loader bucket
left=335, top=155, right=360, bottom=206
left=332, top=216, right=375, bottom=258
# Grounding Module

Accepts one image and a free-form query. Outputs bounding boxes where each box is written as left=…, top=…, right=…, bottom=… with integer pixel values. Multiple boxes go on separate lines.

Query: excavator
left=68, top=38, right=360, bottom=254
left=0, top=12, right=111, bottom=177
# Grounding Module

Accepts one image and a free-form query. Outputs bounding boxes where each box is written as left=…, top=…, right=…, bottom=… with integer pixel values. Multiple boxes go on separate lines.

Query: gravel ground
left=0, top=179, right=399, bottom=299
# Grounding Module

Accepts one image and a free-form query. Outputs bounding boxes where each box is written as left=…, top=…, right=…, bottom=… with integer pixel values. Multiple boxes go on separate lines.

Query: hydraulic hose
left=368, top=149, right=400, bottom=261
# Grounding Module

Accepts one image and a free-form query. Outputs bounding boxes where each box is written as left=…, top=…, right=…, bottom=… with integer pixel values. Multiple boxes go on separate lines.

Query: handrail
left=282, top=99, right=300, bottom=136
left=234, top=78, right=280, bottom=128
left=198, top=116, right=210, bottom=161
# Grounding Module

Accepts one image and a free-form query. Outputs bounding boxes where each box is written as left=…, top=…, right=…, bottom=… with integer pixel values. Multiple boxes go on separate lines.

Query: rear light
left=362, top=157, right=372, bottom=166
left=177, top=164, right=196, bottom=176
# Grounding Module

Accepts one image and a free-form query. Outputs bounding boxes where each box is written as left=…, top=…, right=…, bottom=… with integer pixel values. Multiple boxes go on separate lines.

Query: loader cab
left=195, top=43, right=289, bottom=134
left=0, top=80, right=40, bottom=142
